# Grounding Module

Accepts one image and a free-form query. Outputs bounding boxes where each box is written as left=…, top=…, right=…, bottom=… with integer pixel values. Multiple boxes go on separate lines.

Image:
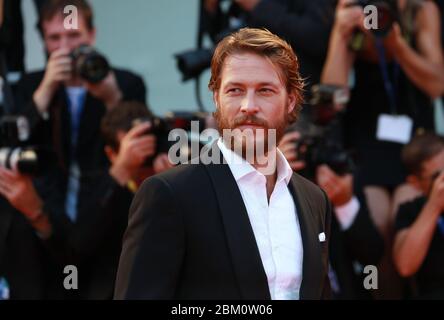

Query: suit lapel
left=288, top=176, right=323, bottom=300
left=204, top=146, right=270, bottom=300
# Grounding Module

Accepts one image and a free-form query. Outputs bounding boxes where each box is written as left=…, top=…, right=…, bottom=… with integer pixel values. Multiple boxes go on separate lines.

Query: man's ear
left=287, top=92, right=297, bottom=115
left=104, top=145, right=116, bottom=164
left=213, top=91, right=219, bottom=109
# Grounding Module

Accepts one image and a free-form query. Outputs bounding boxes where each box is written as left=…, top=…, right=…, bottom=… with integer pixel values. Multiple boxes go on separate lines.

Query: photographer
left=278, top=135, right=384, bottom=299
left=14, top=0, right=146, bottom=227
left=393, top=132, right=444, bottom=299
left=0, top=101, right=172, bottom=299
left=321, top=0, right=444, bottom=298
left=204, top=0, right=336, bottom=93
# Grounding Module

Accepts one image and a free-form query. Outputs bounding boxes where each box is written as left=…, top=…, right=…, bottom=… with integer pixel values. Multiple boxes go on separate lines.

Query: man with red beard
left=114, top=28, right=332, bottom=300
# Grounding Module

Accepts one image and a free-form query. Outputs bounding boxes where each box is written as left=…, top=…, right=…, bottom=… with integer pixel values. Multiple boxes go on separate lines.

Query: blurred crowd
left=0, top=0, right=443, bottom=299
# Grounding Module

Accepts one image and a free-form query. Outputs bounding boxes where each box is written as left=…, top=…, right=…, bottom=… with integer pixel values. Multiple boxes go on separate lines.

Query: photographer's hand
left=84, top=71, right=123, bottom=110
left=0, top=168, right=52, bottom=238
left=33, top=48, right=72, bottom=114
left=109, top=122, right=156, bottom=186
left=316, top=164, right=353, bottom=207
left=333, top=0, right=366, bottom=40
left=234, top=0, right=260, bottom=11
left=278, top=131, right=306, bottom=171
left=427, top=171, right=444, bottom=214
left=153, top=153, right=174, bottom=174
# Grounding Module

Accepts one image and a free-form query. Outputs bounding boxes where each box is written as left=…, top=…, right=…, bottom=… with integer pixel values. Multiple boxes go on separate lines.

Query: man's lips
left=235, top=123, right=265, bottom=130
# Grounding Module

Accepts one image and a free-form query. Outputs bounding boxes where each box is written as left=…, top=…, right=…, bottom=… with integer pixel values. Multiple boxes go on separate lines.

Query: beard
left=213, top=107, right=289, bottom=160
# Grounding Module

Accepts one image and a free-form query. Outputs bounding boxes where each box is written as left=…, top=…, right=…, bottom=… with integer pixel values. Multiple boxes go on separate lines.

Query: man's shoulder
left=291, top=172, right=326, bottom=201
left=141, top=163, right=208, bottom=191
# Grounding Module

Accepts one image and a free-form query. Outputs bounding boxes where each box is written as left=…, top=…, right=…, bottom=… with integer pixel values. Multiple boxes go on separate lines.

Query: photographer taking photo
left=0, top=101, right=173, bottom=300
left=321, top=0, right=444, bottom=298
left=14, top=0, right=146, bottom=225
left=394, top=132, right=444, bottom=299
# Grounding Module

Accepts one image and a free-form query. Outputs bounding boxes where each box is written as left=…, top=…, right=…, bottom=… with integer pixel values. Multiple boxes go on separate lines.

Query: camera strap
left=375, top=38, right=400, bottom=115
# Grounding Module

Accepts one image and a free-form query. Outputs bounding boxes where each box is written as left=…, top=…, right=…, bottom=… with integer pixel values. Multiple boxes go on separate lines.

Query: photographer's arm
left=321, top=0, right=362, bottom=86
left=32, top=48, right=72, bottom=115
left=387, top=2, right=444, bottom=98
left=393, top=172, right=444, bottom=277
left=0, top=168, right=52, bottom=239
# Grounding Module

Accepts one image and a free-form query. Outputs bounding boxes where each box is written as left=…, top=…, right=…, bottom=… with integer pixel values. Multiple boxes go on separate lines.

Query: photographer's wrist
left=110, top=162, right=132, bottom=186
left=33, top=81, right=57, bottom=114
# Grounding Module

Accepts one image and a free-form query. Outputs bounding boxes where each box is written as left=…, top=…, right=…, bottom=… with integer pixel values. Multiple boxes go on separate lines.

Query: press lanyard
left=375, top=38, right=400, bottom=115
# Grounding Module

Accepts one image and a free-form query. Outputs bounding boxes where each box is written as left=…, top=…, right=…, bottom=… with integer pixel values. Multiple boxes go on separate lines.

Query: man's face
left=42, top=12, right=95, bottom=55
left=213, top=52, right=296, bottom=155
left=414, top=150, right=444, bottom=194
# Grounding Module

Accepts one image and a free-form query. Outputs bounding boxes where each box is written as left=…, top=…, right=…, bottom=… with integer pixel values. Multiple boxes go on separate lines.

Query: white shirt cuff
left=334, top=196, right=360, bottom=231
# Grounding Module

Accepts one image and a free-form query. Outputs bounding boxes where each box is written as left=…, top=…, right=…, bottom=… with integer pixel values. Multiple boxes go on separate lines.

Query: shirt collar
left=217, top=138, right=293, bottom=185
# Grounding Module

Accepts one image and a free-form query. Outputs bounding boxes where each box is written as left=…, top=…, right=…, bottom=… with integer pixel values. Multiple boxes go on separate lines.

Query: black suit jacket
left=0, top=198, right=65, bottom=299
left=329, top=191, right=384, bottom=299
left=115, top=147, right=332, bottom=300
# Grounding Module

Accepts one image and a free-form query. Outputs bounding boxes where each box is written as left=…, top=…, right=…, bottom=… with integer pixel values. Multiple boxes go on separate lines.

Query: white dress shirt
left=217, top=139, right=304, bottom=300
left=334, top=196, right=360, bottom=231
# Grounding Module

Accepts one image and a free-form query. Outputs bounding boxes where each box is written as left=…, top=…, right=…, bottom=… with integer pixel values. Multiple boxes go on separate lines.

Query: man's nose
left=59, top=36, right=75, bottom=52
left=240, top=91, right=259, bottom=114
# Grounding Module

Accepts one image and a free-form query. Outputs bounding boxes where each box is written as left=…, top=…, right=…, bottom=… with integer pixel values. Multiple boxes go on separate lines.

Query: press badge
left=376, top=114, right=413, bottom=144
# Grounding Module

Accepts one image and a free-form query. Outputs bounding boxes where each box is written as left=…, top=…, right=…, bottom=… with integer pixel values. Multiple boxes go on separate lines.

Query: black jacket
left=329, top=191, right=384, bottom=299
left=0, top=198, right=65, bottom=299
left=14, top=68, right=146, bottom=175
left=115, top=146, right=332, bottom=300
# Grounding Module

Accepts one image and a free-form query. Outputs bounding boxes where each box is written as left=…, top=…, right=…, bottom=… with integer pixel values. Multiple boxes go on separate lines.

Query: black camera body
left=295, top=84, right=355, bottom=178
left=71, top=45, right=110, bottom=83
left=132, top=111, right=208, bottom=166
left=0, top=116, right=53, bottom=175
left=348, top=0, right=399, bottom=37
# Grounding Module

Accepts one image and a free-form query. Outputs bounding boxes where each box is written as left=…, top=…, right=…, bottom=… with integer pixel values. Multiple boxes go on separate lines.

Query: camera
left=294, top=84, right=355, bottom=179
left=132, top=111, right=209, bottom=166
left=71, top=44, right=110, bottom=83
left=0, top=116, right=54, bottom=175
left=347, top=0, right=399, bottom=37
left=175, top=0, right=246, bottom=81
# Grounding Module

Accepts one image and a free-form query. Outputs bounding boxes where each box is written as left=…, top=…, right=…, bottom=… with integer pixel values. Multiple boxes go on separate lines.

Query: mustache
left=232, top=115, right=268, bottom=128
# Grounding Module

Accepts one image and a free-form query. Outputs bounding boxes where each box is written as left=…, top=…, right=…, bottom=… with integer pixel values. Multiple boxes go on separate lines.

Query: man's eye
left=260, top=88, right=274, bottom=93
left=227, top=88, right=242, bottom=94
